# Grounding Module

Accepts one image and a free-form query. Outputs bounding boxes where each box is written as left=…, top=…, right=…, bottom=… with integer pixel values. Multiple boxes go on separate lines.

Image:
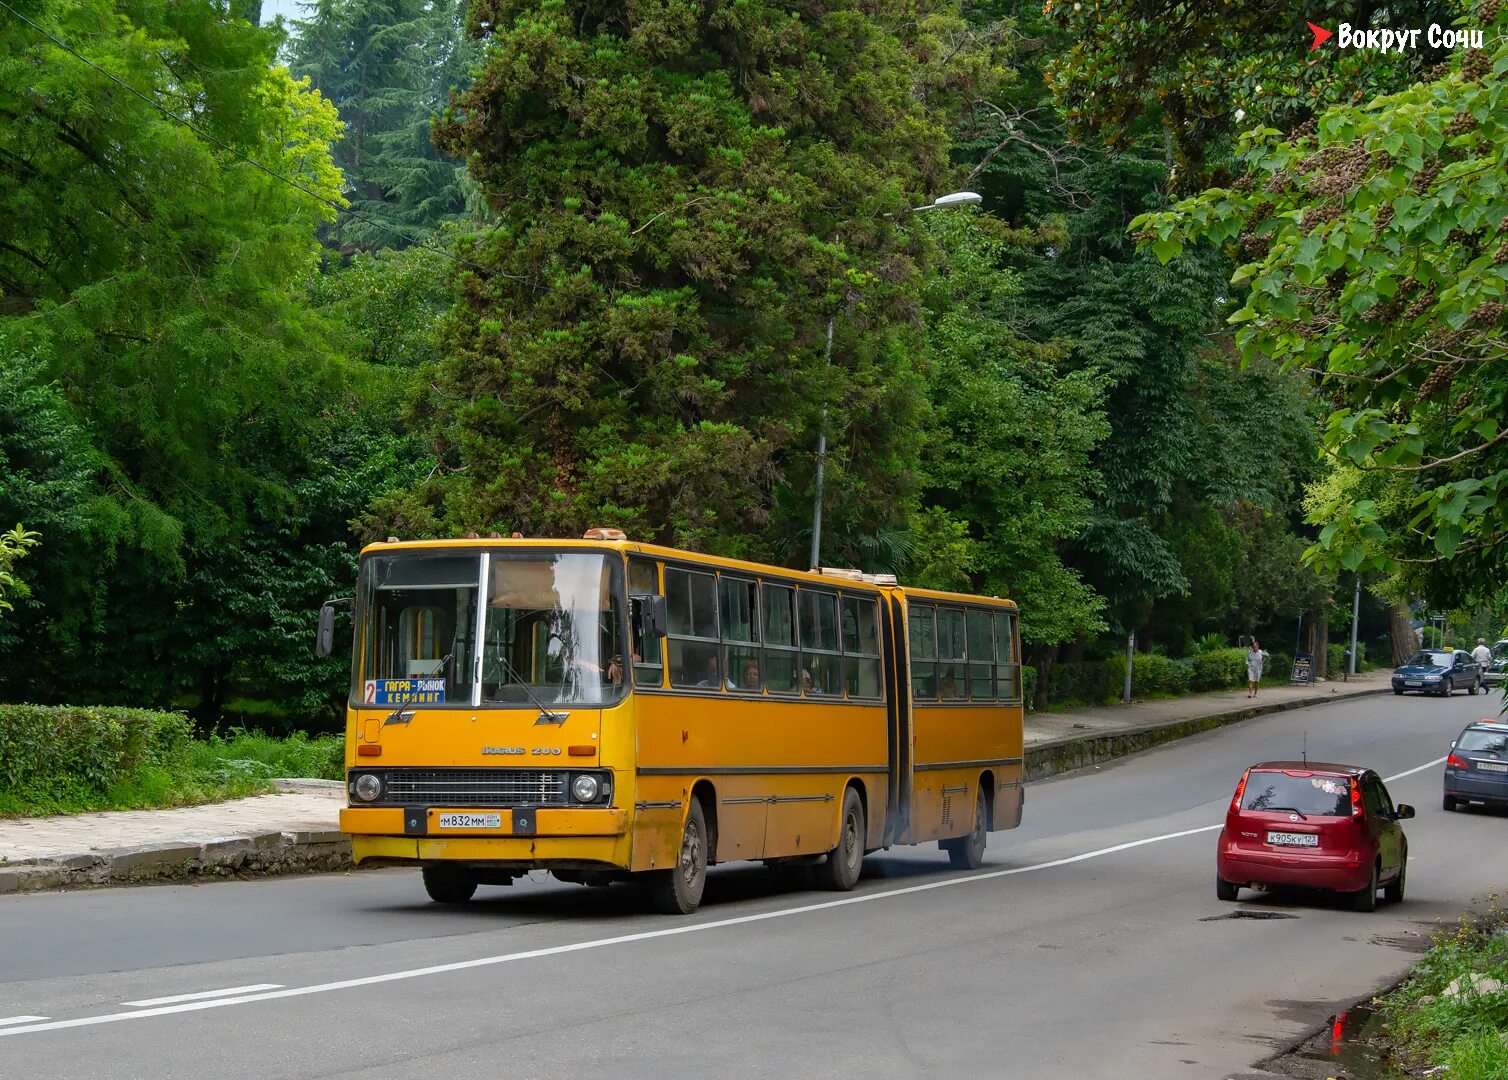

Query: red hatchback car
left=1216, top=762, right=1413, bottom=912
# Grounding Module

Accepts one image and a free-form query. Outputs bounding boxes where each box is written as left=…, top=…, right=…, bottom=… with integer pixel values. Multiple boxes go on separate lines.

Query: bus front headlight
left=353, top=773, right=382, bottom=802
left=571, top=774, right=600, bottom=803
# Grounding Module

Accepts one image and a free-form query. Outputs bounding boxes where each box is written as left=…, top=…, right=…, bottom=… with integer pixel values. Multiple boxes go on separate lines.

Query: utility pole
left=807, top=191, right=981, bottom=571
left=1123, top=632, right=1135, bottom=704
left=808, top=315, right=835, bottom=571
left=1349, top=573, right=1361, bottom=677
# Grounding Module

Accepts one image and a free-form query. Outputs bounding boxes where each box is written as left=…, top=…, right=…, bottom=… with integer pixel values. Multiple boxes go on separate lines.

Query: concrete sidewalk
left=0, top=672, right=1392, bottom=893
left=1024, top=669, right=1392, bottom=778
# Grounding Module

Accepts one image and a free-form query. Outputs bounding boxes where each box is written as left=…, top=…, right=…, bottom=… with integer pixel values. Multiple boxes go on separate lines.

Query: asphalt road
left=3, top=690, right=1505, bottom=1080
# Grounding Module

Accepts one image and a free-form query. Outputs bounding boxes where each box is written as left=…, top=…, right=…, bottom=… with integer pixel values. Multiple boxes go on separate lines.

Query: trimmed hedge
left=1025, top=645, right=1300, bottom=710
left=0, top=704, right=192, bottom=804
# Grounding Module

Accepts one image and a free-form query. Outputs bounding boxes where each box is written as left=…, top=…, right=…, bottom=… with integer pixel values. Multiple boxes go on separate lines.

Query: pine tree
left=289, top=0, right=474, bottom=248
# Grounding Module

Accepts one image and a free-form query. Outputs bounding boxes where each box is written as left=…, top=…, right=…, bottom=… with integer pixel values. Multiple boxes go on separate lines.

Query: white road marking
left=122, top=985, right=283, bottom=1007
left=1385, top=757, right=1447, bottom=783
left=0, top=1017, right=49, bottom=1027
left=0, top=755, right=1451, bottom=1039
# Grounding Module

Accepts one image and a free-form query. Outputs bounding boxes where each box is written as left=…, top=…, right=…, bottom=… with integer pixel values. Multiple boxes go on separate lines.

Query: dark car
left=1443, top=721, right=1508, bottom=811
left=1392, top=649, right=1484, bottom=696
left=1216, top=762, right=1413, bottom=912
left=1483, top=640, right=1508, bottom=687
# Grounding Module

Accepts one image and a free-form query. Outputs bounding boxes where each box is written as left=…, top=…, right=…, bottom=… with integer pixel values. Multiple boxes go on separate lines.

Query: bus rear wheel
left=942, top=787, right=988, bottom=870
left=816, top=788, right=865, bottom=892
left=649, top=798, right=708, bottom=914
left=422, top=865, right=477, bottom=904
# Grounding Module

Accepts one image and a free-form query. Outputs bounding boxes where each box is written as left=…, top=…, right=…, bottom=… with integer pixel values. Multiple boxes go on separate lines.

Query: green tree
left=411, top=0, right=1002, bottom=559
left=1136, top=10, right=1508, bottom=609
left=289, top=0, right=475, bottom=248
left=0, top=0, right=400, bottom=722
left=1041, top=0, right=1459, bottom=186
left=911, top=211, right=1109, bottom=648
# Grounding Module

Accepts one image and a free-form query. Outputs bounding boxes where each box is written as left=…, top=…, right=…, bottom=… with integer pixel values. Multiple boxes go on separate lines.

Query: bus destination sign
left=363, top=678, right=446, bottom=705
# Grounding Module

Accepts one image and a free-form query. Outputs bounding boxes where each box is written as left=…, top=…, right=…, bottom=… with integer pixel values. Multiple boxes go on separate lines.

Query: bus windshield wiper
left=384, top=652, right=451, bottom=726
left=494, top=652, right=567, bottom=724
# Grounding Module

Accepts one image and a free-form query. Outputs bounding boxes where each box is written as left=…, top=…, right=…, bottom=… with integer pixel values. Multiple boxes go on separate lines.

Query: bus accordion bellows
left=327, top=531, right=1025, bottom=914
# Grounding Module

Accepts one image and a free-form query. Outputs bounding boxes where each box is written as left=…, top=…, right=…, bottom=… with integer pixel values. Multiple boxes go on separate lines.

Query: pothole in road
left=1200, top=909, right=1301, bottom=921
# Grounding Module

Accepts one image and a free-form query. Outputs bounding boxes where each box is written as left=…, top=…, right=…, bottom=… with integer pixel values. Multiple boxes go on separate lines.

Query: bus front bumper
left=341, top=807, right=631, bottom=869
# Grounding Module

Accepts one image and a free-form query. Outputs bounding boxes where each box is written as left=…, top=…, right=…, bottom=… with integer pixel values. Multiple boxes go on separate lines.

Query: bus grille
left=378, top=769, right=569, bottom=808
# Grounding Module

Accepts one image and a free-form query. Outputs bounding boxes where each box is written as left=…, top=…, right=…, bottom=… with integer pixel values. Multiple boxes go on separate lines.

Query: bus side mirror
left=632, top=594, right=668, bottom=641
left=316, top=602, right=336, bottom=658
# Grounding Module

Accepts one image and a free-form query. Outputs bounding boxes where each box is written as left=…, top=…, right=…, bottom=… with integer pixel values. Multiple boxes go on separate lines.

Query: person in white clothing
left=1246, top=640, right=1267, bottom=698
left=1472, top=637, right=1492, bottom=665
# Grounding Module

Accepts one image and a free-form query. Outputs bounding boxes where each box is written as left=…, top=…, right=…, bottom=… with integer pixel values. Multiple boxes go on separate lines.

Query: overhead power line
left=0, top=0, right=492, bottom=275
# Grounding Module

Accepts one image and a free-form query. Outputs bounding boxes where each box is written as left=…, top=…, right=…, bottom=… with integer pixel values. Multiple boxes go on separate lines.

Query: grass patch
left=1376, top=905, right=1508, bottom=1079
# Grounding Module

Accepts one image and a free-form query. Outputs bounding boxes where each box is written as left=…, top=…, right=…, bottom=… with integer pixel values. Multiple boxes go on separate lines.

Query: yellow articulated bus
left=324, top=530, right=1024, bottom=914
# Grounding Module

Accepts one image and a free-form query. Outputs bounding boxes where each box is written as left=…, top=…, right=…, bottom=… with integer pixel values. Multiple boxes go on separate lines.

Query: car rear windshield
left=1241, top=771, right=1353, bottom=816
left=1458, top=729, right=1508, bottom=754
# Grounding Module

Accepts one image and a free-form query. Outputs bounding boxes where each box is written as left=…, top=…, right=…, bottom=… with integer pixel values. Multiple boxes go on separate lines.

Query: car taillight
left=1350, top=779, right=1363, bottom=818
left=1447, top=753, right=1468, bottom=769
left=1231, top=770, right=1249, bottom=813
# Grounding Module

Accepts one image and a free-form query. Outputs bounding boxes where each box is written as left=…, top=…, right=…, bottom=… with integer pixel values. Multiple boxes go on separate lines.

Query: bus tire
left=649, top=798, right=708, bottom=915
left=422, top=865, right=477, bottom=904
left=943, top=787, right=988, bottom=871
left=817, top=788, right=865, bottom=892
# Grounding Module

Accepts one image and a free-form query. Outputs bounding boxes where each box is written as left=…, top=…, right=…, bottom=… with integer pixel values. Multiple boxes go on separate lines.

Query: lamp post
left=809, top=190, right=983, bottom=571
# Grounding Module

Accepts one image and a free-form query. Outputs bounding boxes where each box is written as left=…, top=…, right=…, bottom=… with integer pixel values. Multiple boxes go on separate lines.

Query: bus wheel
left=650, top=799, right=708, bottom=914
left=817, top=788, right=865, bottom=892
left=942, top=787, right=988, bottom=871
left=422, top=865, right=477, bottom=904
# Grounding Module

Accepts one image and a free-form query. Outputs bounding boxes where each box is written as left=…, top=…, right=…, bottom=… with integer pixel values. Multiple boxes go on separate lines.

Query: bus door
left=881, top=591, right=913, bottom=846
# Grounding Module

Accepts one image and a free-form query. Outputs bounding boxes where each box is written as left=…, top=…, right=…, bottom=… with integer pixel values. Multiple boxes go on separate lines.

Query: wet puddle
left=1264, top=1003, right=1411, bottom=1079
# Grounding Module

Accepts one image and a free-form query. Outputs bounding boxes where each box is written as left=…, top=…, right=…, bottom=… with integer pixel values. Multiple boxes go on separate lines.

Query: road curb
left=1023, top=685, right=1393, bottom=782
left=0, top=830, right=352, bottom=895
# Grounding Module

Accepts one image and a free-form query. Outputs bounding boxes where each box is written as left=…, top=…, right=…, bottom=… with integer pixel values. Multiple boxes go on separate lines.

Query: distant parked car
left=1391, top=649, right=1484, bottom=696
left=1216, top=762, right=1412, bottom=912
left=1443, top=720, right=1508, bottom=811
left=1483, top=640, right=1508, bottom=687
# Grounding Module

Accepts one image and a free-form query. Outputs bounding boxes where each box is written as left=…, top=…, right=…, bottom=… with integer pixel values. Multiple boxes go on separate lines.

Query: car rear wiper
left=1259, top=805, right=1309, bottom=820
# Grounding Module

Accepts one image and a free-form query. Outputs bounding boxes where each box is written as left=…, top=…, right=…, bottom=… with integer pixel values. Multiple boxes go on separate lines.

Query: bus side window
left=666, top=567, right=719, bottom=689
left=762, top=582, right=799, bottom=693
left=995, top=611, right=1021, bottom=702
left=966, top=608, right=995, bottom=701
left=628, top=558, right=664, bottom=687
left=841, top=595, right=882, bottom=698
left=909, top=605, right=937, bottom=699
left=937, top=608, right=966, bottom=700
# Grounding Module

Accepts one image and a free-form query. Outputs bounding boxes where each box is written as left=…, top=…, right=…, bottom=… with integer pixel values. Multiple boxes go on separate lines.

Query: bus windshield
left=353, top=551, right=625, bottom=707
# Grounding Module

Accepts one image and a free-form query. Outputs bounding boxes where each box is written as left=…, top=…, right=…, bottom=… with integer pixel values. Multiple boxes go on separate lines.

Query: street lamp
left=808, top=191, right=984, bottom=572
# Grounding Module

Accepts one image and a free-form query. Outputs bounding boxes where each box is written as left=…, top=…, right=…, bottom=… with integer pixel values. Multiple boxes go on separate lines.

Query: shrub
left=1190, top=647, right=1249, bottom=692
left=1264, top=651, right=1293, bottom=684
left=1131, top=653, right=1192, bottom=696
left=1022, top=665, right=1037, bottom=711
left=1046, top=658, right=1125, bottom=706
left=1188, top=632, right=1228, bottom=655
left=0, top=704, right=191, bottom=800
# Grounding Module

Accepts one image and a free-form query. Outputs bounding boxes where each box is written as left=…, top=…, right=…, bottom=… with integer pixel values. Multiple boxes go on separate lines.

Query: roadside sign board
left=1290, top=653, right=1314, bottom=684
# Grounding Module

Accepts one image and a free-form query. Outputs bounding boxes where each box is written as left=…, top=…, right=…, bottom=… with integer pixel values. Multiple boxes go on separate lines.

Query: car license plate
left=1405, top=680, right=1422, bottom=686
left=437, top=813, right=502, bottom=829
left=1267, top=831, right=1319, bottom=847
left=1478, top=762, right=1508, bottom=773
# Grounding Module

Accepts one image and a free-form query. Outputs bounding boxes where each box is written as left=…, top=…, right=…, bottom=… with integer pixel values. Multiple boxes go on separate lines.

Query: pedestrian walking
left=1472, top=637, right=1492, bottom=666
left=1246, top=640, right=1267, bottom=698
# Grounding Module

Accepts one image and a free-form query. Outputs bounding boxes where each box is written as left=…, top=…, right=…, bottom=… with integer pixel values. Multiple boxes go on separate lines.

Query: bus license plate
left=1267, top=831, right=1319, bottom=847
left=438, top=813, right=502, bottom=829
left=1478, top=762, right=1508, bottom=772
